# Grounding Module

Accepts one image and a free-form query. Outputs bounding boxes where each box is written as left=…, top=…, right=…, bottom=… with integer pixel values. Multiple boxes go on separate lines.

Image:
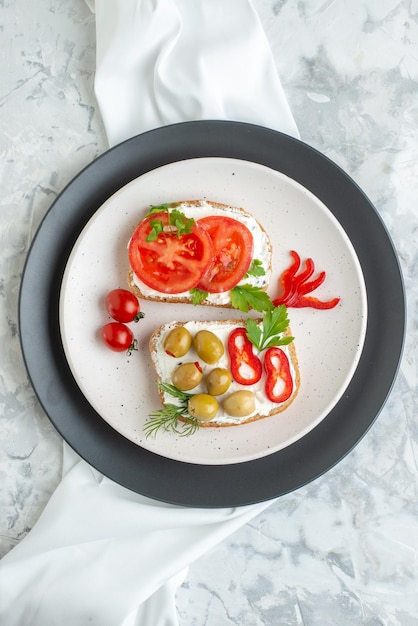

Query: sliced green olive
left=172, top=362, right=203, bottom=391
left=188, top=394, right=219, bottom=422
left=206, top=367, right=232, bottom=396
left=193, top=330, right=224, bottom=364
left=163, top=326, right=192, bottom=358
left=223, top=390, right=255, bottom=417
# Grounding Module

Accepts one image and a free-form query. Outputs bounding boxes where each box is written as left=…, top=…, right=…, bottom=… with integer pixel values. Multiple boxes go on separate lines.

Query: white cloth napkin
left=93, top=0, right=299, bottom=144
left=0, top=1, right=299, bottom=624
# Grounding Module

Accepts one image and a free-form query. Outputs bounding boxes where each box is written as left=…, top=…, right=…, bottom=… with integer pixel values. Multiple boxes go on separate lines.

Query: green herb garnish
left=245, top=305, right=294, bottom=351
left=189, top=288, right=209, bottom=305
left=146, top=202, right=180, bottom=215
left=245, top=259, right=266, bottom=278
left=170, top=209, right=194, bottom=235
left=144, top=383, right=200, bottom=438
left=230, top=284, right=274, bottom=313
left=145, top=203, right=195, bottom=242
left=146, top=219, right=164, bottom=241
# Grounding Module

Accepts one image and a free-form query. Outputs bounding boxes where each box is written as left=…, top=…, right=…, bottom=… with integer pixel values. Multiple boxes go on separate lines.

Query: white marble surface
left=1, top=0, right=417, bottom=624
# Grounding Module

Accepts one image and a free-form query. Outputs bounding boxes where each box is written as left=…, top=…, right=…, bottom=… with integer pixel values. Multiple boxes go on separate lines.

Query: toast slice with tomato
left=145, top=313, right=300, bottom=435
left=127, top=200, right=272, bottom=309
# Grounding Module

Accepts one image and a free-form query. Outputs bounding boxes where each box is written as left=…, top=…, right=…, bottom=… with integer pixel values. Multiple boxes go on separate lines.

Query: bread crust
left=127, top=200, right=272, bottom=307
left=149, top=319, right=300, bottom=428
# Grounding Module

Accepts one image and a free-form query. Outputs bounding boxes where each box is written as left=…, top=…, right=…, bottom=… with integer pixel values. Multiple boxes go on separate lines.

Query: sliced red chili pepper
left=277, top=250, right=301, bottom=303
left=284, top=257, right=316, bottom=306
left=297, top=270, right=326, bottom=296
left=289, top=256, right=315, bottom=290
left=264, top=347, right=293, bottom=403
left=293, top=295, right=341, bottom=309
left=227, top=328, right=262, bottom=385
left=273, top=250, right=340, bottom=310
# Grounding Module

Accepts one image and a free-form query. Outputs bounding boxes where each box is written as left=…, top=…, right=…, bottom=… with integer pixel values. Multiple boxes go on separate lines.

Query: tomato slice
left=196, top=216, right=254, bottom=293
left=128, top=212, right=213, bottom=294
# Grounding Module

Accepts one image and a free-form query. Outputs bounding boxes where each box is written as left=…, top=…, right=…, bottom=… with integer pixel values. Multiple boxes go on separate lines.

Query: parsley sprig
left=189, top=282, right=272, bottom=311
left=245, top=259, right=266, bottom=278
left=144, top=383, right=200, bottom=438
left=145, top=203, right=195, bottom=242
left=189, top=288, right=209, bottom=305
left=245, top=305, right=294, bottom=351
left=230, top=284, right=274, bottom=313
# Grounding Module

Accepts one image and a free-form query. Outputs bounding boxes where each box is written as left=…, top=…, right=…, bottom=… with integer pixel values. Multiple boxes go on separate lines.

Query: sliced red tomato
left=128, top=212, right=213, bottom=294
left=196, top=216, right=254, bottom=293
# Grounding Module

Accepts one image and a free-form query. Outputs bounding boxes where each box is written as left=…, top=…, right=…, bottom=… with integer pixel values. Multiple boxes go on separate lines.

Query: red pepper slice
left=295, top=294, right=341, bottom=309
left=276, top=250, right=301, bottom=303
left=228, top=328, right=262, bottom=385
left=264, top=347, right=294, bottom=403
left=273, top=250, right=340, bottom=309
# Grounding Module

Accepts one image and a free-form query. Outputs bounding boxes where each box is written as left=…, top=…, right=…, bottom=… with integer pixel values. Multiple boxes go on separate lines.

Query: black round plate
left=19, top=121, right=405, bottom=507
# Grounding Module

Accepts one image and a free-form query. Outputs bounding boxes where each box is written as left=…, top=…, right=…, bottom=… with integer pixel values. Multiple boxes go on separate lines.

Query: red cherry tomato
left=102, top=322, right=136, bottom=352
left=105, top=289, right=142, bottom=323
left=128, top=212, right=213, bottom=294
left=196, top=216, right=254, bottom=293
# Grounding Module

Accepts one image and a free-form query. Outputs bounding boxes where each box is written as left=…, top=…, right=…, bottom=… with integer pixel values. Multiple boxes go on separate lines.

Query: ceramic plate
left=59, top=157, right=367, bottom=465
left=19, top=121, right=405, bottom=506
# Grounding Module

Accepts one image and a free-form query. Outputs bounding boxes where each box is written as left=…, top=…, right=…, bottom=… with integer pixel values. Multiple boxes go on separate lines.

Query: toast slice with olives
left=146, top=317, right=300, bottom=435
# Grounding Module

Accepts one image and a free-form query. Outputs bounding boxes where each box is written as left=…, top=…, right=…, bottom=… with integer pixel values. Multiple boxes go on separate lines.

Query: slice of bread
left=148, top=319, right=300, bottom=428
left=127, top=199, right=272, bottom=308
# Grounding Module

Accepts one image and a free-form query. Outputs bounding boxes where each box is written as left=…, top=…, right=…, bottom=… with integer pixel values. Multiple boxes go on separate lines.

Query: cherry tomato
left=105, top=289, right=142, bottom=323
left=102, top=322, right=136, bottom=352
left=196, top=216, right=254, bottom=293
left=128, top=212, right=213, bottom=294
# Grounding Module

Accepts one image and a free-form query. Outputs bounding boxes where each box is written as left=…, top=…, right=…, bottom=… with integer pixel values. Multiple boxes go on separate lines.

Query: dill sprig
left=144, top=383, right=200, bottom=438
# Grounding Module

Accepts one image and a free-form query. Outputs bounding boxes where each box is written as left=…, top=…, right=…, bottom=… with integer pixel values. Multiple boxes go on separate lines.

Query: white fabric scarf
left=0, top=1, right=299, bottom=624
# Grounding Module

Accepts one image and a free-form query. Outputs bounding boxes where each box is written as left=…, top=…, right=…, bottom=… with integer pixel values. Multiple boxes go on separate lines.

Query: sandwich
left=144, top=307, right=300, bottom=436
left=127, top=200, right=272, bottom=309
